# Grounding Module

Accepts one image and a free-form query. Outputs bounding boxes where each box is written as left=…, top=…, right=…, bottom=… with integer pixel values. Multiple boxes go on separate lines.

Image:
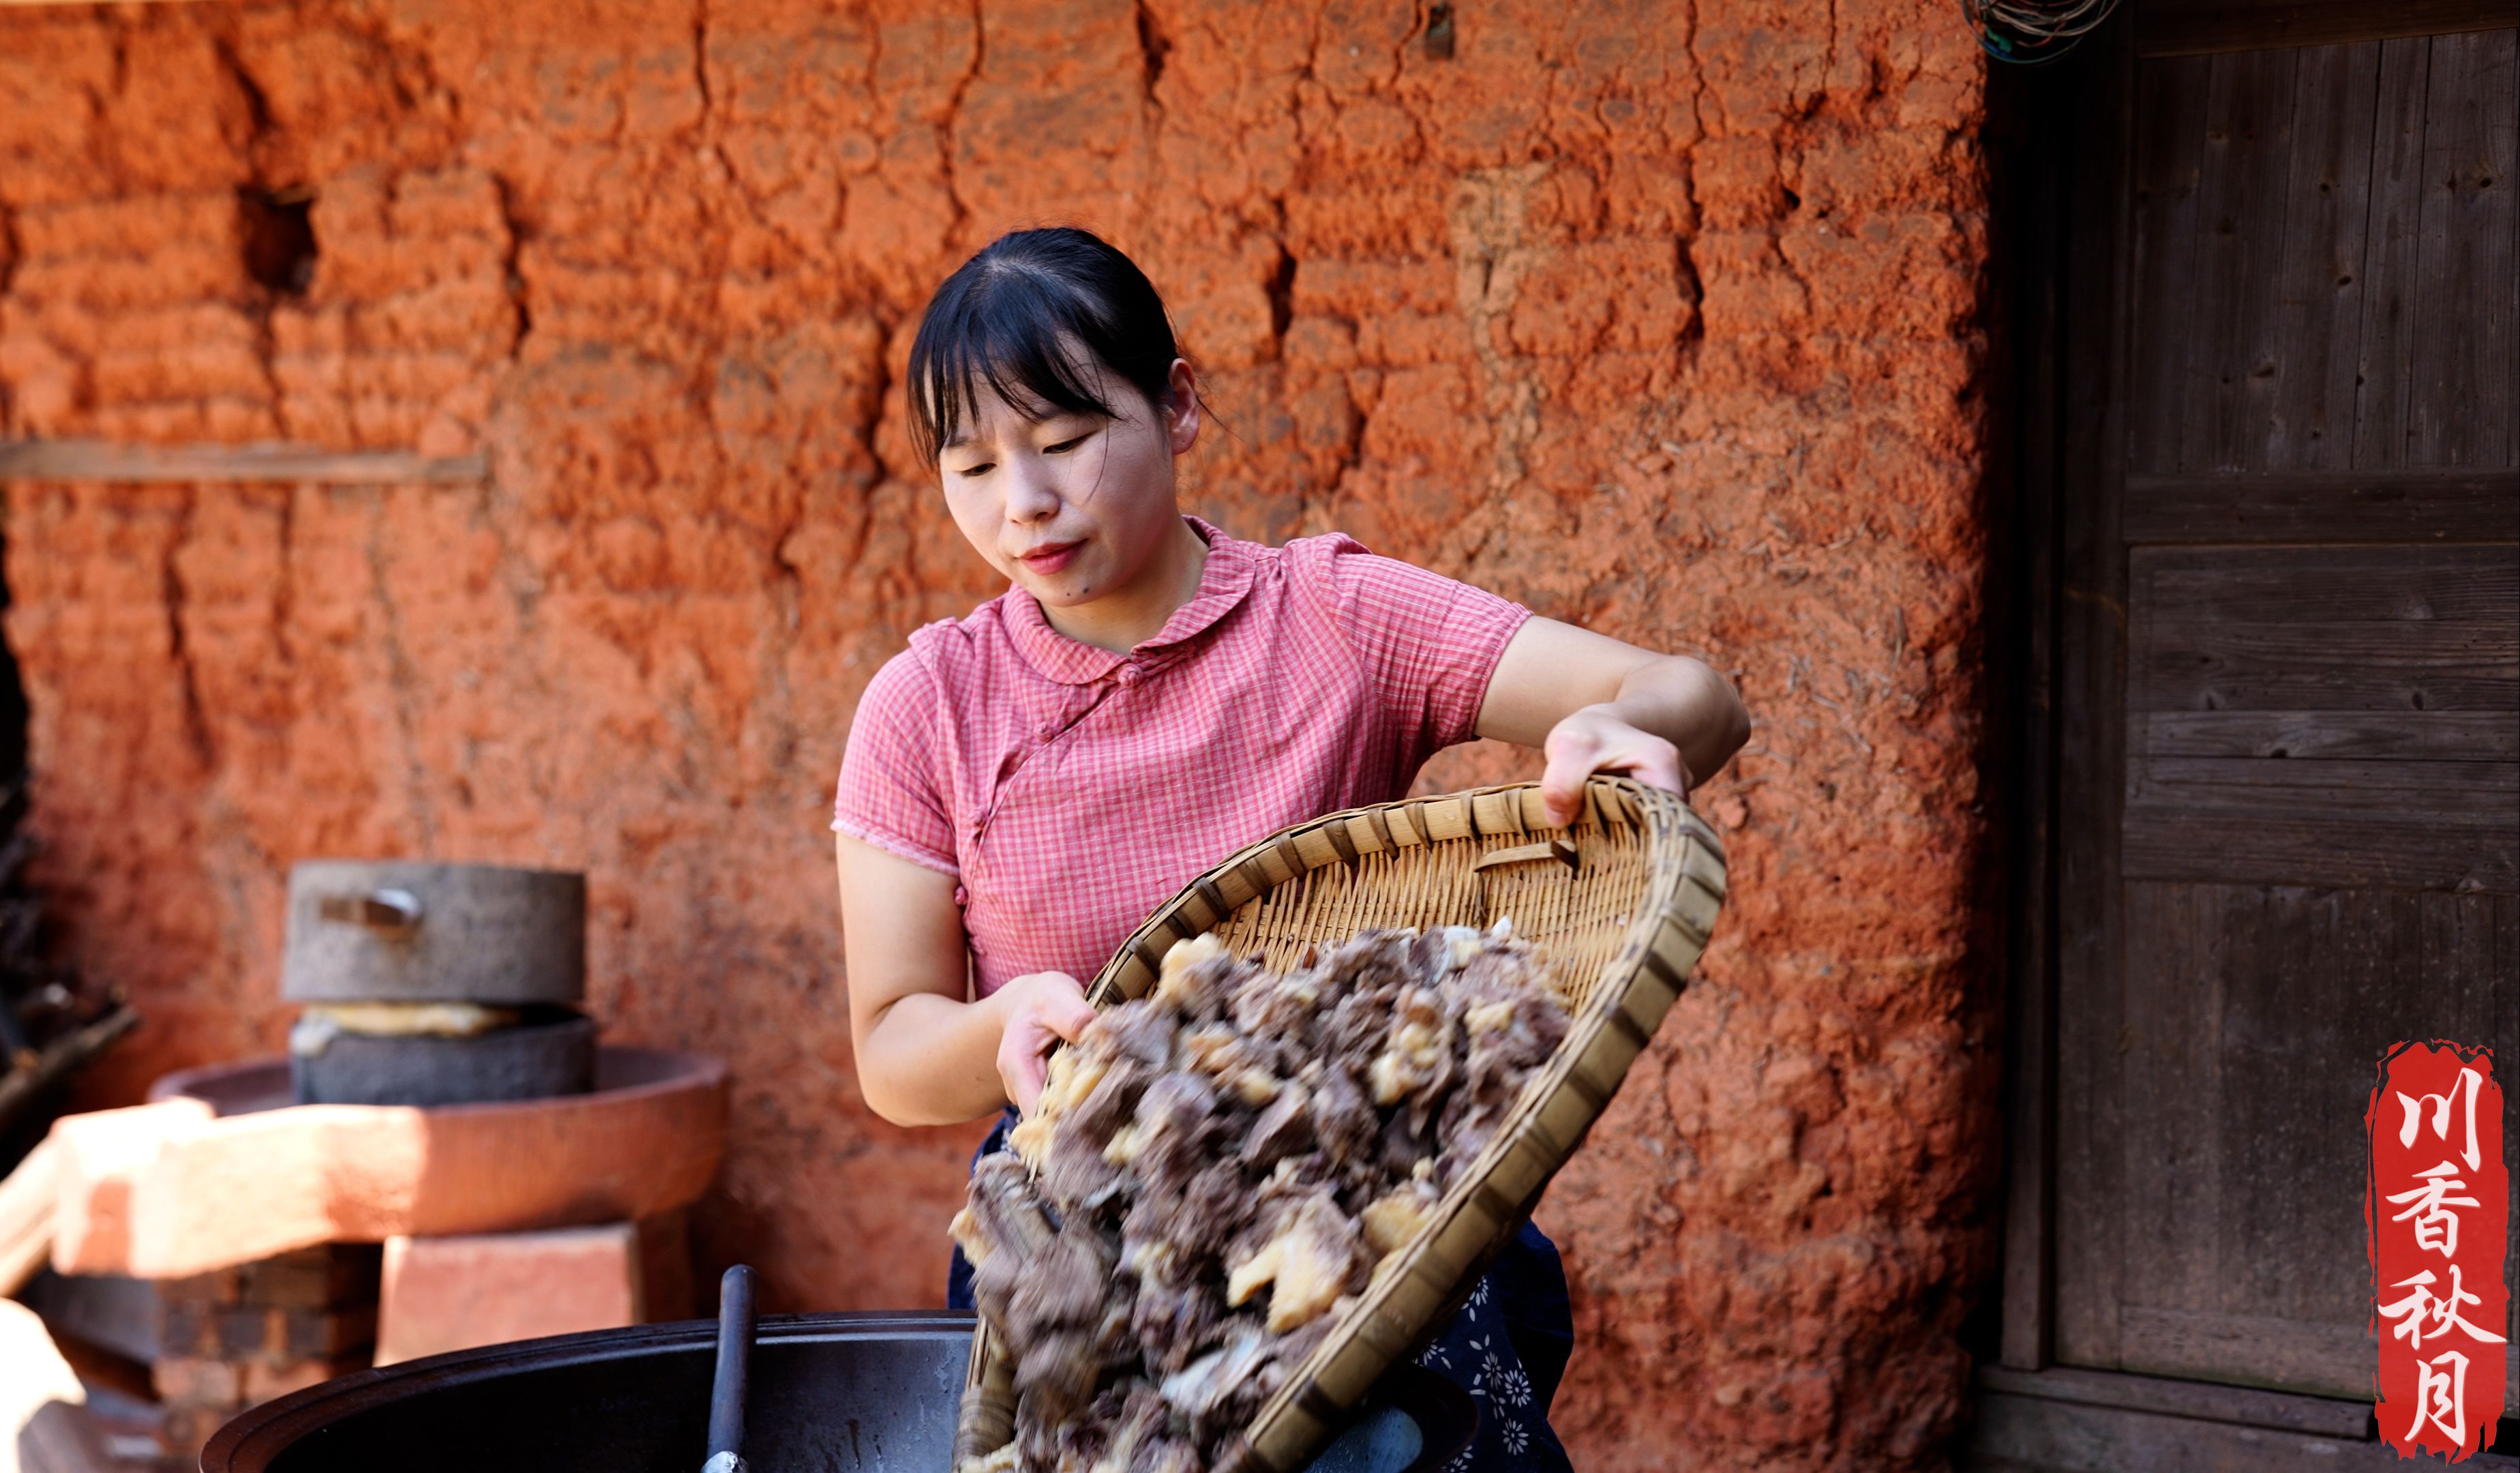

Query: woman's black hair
left=906, top=226, right=1185, bottom=463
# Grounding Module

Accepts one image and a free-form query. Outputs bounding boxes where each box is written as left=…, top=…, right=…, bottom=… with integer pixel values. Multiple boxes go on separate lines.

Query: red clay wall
left=0, top=1, right=1994, bottom=1464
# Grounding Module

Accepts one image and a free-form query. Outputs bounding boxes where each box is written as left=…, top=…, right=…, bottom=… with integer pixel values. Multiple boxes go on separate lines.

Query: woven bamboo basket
left=951, top=775, right=1728, bottom=1472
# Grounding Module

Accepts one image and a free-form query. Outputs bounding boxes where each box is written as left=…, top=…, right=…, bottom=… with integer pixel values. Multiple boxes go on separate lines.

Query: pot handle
left=316, top=888, right=423, bottom=934
left=704, top=1265, right=755, bottom=1473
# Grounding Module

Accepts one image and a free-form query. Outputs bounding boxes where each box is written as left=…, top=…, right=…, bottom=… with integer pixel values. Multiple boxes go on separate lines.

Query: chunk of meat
left=1154, top=932, right=1235, bottom=1018
left=1360, top=1173, right=1441, bottom=1258
left=1225, top=1189, right=1368, bottom=1333
left=1090, top=1000, right=1180, bottom=1072
left=1042, top=1057, right=1150, bottom=1207
left=1240, top=1082, right=1313, bottom=1168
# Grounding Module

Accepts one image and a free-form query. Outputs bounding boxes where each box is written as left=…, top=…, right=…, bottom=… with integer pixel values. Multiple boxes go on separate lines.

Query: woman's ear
left=1164, top=358, right=1202, bottom=456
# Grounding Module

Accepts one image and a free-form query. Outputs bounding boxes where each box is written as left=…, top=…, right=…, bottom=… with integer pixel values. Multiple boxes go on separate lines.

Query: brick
left=241, top=1243, right=382, bottom=1308
left=214, top=1306, right=275, bottom=1358
left=158, top=1401, right=233, bottom=1457
left=47, top=1099, right=219, bottom=1277
left=160, top=1244, right=382, bottom=1360
left=240, top=1350, right=369, bottom=1402
left=151, top=1354, right=242, bottom=1408
left=157, top=1298, right=216, bottom=1355
left=154, top=1264, right=245, bottom=1305
left=282, top=1302, right=378, bottom=1358
left=376, top=1223, right=640, bottom=1367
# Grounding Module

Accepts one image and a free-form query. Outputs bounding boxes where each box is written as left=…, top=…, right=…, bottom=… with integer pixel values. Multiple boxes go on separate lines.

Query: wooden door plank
left=2234, top=885, right=2365, bottom=1373
left=2224, top=887, right=2369, bottom=1338
left=2353, top=37, right=2433, bottom=471
left=2131, top=754, right=2519, bottom=808
left=2122, top=809, right=2515, bottom=890
left=2118, top=1308, right=2375, bottom=1400
left=2408, top=28, right=2519, bottom=468
left=2300, top=887, right=2409, bottom=1360
left=1976, top=1363, right=2375, bottom=1438
left=2123, top=468, right=2519, bottom=541
left=2128, top=56, right=2217, bottom=474
left=2140, top=709, right=2520, bottom=760
left=2103, top=887, right=2519, bottom=1399
left=2116, top=884, right=2230, bottom=1348
left=2137, top=544, right=2519, bottom=623
left=2266, top=42, right=2382, bottom=470
left=2185, top=50, right=2301, bottom=473
left=2052, top=29, right=2141, bottom=1374
left=2135, top=619, right=2517, bottom=712
left=2197, top=48, right=2298, bottom=468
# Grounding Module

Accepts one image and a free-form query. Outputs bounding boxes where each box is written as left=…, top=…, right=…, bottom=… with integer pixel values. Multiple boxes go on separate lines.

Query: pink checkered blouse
left=832, top=517, right=1531, bottom=998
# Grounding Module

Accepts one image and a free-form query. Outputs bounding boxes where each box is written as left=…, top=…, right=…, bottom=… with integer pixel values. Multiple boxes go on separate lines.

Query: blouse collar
left=1002, top=516, right=1257, bottom=685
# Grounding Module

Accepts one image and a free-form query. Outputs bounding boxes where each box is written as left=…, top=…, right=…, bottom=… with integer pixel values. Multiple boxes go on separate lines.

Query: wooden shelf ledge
left=0, top=440, right=489, bottom=486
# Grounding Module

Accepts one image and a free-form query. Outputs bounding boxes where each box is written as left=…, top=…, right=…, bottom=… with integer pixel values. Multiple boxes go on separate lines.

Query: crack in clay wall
left=0, top=0, right=1998, bottom=1465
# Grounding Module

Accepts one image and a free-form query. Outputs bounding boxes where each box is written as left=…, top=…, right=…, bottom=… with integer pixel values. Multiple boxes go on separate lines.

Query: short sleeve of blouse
left=830, top=649, right=959, bottom=876
left=1294, top=535, right=1533, bottom=754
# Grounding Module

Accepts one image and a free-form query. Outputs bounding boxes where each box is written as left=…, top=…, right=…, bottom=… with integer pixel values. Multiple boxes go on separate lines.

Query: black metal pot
left=201, top=1311, right=1475, bottom=1473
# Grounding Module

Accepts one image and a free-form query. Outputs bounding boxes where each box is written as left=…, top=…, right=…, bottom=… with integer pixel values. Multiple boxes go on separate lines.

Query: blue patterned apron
left=946, top=1112, right=1575, bottom=1472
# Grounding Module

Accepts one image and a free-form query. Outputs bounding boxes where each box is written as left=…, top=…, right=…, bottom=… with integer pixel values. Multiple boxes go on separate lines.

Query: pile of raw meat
left=951, top=921, right=1570, bottom=1473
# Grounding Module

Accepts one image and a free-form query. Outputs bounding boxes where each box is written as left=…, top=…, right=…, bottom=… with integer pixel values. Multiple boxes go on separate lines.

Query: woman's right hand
left=992, top=970, right=1097, bottom=1115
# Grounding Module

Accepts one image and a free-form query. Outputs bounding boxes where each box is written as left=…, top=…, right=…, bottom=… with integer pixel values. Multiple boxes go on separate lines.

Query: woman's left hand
left=1540, top=704, right=1693, bottom=825
left=1480, top=621, right=1747, bottom=827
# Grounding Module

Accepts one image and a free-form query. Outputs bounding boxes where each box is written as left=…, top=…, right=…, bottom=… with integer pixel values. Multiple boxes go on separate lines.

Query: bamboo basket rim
left=954, top=775, right=1728, bottom=1473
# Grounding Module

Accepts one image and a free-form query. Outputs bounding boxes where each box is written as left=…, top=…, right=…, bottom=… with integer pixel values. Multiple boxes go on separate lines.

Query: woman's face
left=936, top=357, right=1201, bottom=609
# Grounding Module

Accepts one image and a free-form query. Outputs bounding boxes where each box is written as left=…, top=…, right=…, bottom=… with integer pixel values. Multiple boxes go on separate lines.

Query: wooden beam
left=2136, top=0, right=2513, bottom=57
left=0, top=1138, right=57, bottom=1299
left=1976, top=1363, right=2374, bottom=1438
left=1962, top=1369, right=2512, bottom=1471
left=0, top=1007, right=138, bottom=1148
left=0, top=439, right=489, bottom=486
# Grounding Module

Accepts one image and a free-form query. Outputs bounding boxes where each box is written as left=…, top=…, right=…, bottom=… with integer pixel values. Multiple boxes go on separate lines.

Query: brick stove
left=150, top=1245, right=382, bottom=1457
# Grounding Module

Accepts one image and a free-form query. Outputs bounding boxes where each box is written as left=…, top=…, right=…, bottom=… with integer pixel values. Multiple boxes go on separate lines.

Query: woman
left=835, top=226, right=1748, bottom=1469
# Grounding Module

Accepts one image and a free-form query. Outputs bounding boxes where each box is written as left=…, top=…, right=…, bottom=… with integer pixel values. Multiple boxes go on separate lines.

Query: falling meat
left=955, top=923, right=1569, bottom=1473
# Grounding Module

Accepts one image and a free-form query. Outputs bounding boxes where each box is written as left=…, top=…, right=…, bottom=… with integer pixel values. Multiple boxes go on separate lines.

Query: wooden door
left=2043, top=25, right=2518, bottom=1406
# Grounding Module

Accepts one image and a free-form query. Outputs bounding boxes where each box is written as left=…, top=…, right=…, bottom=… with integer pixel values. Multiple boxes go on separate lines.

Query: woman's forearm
left=1604, top=655, right=1750, bottom=787
left=855, top=988, right=1014, bottom=1127
left=838, top=834, right=1035, bottom=1128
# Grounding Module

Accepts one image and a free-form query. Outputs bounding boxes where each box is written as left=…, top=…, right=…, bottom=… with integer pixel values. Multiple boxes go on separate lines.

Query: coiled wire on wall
left=1960, top=0, right=2122, bottom=63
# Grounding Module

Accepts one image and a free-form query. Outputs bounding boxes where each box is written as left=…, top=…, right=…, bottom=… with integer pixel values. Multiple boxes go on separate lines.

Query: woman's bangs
left=917, top=282, right=1119, bottom=458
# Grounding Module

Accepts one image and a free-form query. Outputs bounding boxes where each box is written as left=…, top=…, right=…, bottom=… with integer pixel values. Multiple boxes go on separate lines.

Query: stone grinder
left=284, top=861, right=595, bottom=1107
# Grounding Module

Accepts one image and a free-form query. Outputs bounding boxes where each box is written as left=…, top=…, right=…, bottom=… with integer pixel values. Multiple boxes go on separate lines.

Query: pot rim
left=200, top=1309, right=979, bottom=1471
